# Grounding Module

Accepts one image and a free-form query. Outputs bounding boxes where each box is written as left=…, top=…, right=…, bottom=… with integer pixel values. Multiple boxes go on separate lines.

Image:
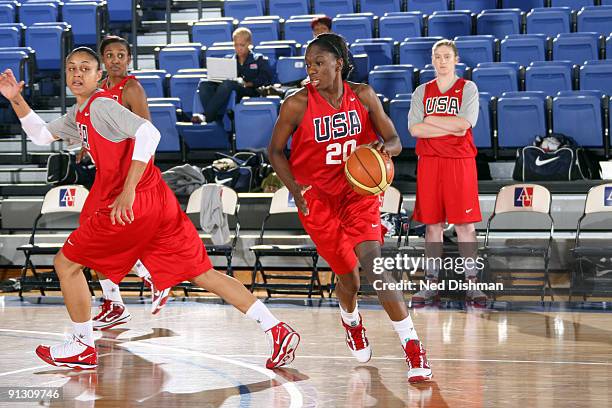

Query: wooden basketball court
left=1, top=296, right=611, bottom=407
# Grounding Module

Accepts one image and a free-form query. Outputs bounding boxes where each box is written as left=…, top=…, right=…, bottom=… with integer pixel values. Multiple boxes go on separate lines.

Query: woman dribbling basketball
left=269, top=33, right=433, bottom=383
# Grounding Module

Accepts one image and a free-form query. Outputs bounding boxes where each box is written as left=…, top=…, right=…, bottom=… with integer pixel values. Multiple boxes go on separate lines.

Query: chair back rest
left=583, top=183, right=612, bottom=215
left=494, top=183, right=551, bottom=215
left=41, top=185, right=89, bottom=215
left=186, top=184, right=238, bottom=216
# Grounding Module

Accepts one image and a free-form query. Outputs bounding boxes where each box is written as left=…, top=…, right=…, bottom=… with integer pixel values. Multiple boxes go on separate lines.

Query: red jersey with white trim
left=101, top=75, right=137, bottom=105
left=75, top=90, right=161, bottom=209
left=416, top=78, right=477, bottom=158
left=290, top=82, right=378, bottom=195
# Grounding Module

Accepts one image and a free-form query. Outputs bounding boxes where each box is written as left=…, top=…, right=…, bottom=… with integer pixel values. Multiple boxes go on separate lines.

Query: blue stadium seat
left=553, top=32, right=600, bottom=65
left=107, top=0, right=132, bottom=23
left=368, top=70, right=414, bottom=99
left=579, top=61, right=612, bottom=95
left=526, top=7, right=571, bottom=36
left=0, top=24, right=20, bottom=47
left=235, top=101, right=278, bottom=150
left=476, top=9, right=521, bottom=37
left=259, top=39, right=299, bottom=54
left=25, top=24, right=66, bottom=70
left=313, top=0, right=354, bottom=15
left=20, top=2, right=58, bottom=26
left=419, top=67, right=436, bottom=83
left=471, top=63, right=519, bottom=96
left=379, top=13, right=422, bottom=42
left=62, top=2, right=99, bottom=46
left=373, top=64, right=415, bottom=72
left=361, top=0, right=401, bottom=15
left=553, top=94, right=603, bottom=147
left=454, top=0, right=497, bottom=13
left=525, top=61, right=573, bottom=95
left=428, top=11, right=472, bottom=38
left=497, top=94, right=546, bottom=148
left=268, top=0, right=309, bottom=20
left=473, top=92, right=492, bottom=148
left=406, top=0, right=448, bottom=15
left=205, top=45, right=235, bottom=59
left=239, top=19, right=279, bottom=44
left=159, top=47, right=201, bottom=75
left=134, top=75, right=165, bottom=98
left=276, top=56, right=307, bottom=84
left=549, top=0, right=593, bottom=8
left=0, top=4, right=16, bottom=24
left=501, top=0, right=545, bottom=12
left=389, top=97, right=414, bottom=148
left=149, top=104, right=181, bottom=152
left=283, top=19, right=313, bottom=44
left=253, top=44, right=293, bottom=74
left=454, top=35, right=495, bottom=68
left=500, top=34, right=547, bottom=67
left=177, top=122, right=231, bottom=151
left=332, top=16, right=373, bottom=43
left=556, top=89, right=604, bottom=98
left=350, top=53, right=369, bottom=82
left=170, top=74, right=205, bottom=116
left=399, top=37, right=441, bottom=68
left=350, top=42, right=393, bottom=70
left=224, top=0, right=263, bottom=20
left=0, top=50, right=28, bottom=82
left=191, top=22, right=233, bottom=48
left=501, top=90, right=547, bottom=99
left=577, top=6, right=612, bottom=36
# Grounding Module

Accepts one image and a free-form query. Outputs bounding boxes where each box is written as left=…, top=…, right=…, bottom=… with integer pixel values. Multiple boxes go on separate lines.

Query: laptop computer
left=206, top=57, right=238, bottom=82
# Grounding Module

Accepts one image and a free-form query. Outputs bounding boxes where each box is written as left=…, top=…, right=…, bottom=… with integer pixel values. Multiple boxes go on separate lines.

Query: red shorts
left=414, top=156, right=481, bottom=225
left=298, top=183, right=383, bottom=275
left=62, top=180, right=212, bottom=290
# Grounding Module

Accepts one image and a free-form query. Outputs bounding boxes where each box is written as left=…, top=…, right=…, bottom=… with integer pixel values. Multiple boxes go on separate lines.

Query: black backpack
left=513, top=134, right=599, bottom=181
left=46, top=151, right=96, bottom=189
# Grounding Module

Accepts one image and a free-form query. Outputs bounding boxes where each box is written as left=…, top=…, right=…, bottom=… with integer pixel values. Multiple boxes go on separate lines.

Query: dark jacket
left=234, top=51, right=274, bottom=88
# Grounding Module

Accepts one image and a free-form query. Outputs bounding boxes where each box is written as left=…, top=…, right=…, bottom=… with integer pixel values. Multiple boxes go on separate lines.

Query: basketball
left=344, top=145, right=394, bottom=195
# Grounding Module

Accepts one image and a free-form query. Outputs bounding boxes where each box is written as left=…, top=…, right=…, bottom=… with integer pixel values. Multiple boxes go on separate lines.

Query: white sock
left=340, top=304, right=361, bottom=327
left=99, top=279, right=123, bottom=303
left=73, top=320, right=95, bottom=347
left=391, top=315, right=419, bottom=346
left=134, top=260, right=150, bottom=279
left=246, top=300, right=280, bottom=332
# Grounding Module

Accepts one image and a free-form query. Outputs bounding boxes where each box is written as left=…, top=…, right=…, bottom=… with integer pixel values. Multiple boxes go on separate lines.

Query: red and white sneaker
left=342, top=314, right=372, bottom=363
left=144, top=276, right=170, bottom=315
left=92, top=299, right=131, bottom=331
left=36, top=334, right=97, bottom=369
left=265, top=322, right=300, bottom=369
left=404, top=340, right=433, bottom=383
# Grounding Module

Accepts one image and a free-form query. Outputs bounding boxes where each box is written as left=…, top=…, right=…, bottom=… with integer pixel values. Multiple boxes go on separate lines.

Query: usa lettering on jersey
left=313, top=110, right=362, bottom=142
left=425, top=96, right=460, bottom=115
left=77, top=123, right=90, bottom=150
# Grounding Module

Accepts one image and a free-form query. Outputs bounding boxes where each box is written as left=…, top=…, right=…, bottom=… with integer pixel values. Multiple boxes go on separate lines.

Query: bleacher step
left=0, top=168, right=48, bottom=183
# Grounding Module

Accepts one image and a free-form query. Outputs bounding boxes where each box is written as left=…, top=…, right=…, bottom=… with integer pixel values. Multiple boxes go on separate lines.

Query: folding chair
left=570, top=183, right=612, bottom=301
left=249, top=187, right=324, bottom=298
left=481, top=184, right=554, bottom=301
left=17, top=185, right=91, bottom=298
left=182, top=185, right=240, bottom=295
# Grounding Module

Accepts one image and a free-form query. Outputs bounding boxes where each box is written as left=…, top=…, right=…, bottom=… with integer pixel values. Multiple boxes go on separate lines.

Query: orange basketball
left=344, top=145, right=394, bottom=195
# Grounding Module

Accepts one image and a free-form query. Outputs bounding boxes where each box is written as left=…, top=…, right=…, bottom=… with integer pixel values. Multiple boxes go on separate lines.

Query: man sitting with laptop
left=193, top=27, right=273, bottom=123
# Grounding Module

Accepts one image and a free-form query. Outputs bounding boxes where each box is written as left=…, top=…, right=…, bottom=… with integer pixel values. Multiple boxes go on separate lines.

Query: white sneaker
left=36, top=334, right=97, bottom=369
left=92, top=299, right=131, bottom=330
left=144, top=276, right=170, bottom=315
left=342, top=314, right=372, bottom=363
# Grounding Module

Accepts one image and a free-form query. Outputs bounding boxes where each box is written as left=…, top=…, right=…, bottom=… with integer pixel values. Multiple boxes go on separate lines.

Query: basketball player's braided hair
left=308, top=33, right=354, bottom=80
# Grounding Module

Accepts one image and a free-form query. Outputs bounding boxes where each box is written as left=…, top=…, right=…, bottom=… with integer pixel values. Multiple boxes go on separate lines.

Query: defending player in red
left=269, top=33, right=432, bottom=383
left=0, top=47, right=300, bottom=370
left=86, top=36, right=170, bottom=328
left=408, top=39, right=487, bottom=304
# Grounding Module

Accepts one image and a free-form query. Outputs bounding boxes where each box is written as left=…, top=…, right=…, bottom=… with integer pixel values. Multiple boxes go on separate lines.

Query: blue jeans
left=198, top=79, right=258, bottom=122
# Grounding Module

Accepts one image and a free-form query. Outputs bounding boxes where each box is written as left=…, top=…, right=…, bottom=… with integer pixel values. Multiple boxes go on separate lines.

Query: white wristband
left=20, top=110, right=56, bottom=145
left=132, top=121, right=160, bottom=163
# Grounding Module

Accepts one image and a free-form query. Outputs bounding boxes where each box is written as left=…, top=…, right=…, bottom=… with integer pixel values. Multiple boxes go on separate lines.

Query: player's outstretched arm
left=268, top=91, right=310, bottom=215
left=356, top=84, right=402, bottom=157
left=0, top=69, right=60, bottom=145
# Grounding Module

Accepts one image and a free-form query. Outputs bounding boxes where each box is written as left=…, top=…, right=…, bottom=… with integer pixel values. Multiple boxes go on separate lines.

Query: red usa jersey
left=76, top=90, right=160, bottom=209
left=290, top=82, right=378, bottom=195
left=416, top=78, right=477, bottom=158
left=101, top=75, right=137, bottom=105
